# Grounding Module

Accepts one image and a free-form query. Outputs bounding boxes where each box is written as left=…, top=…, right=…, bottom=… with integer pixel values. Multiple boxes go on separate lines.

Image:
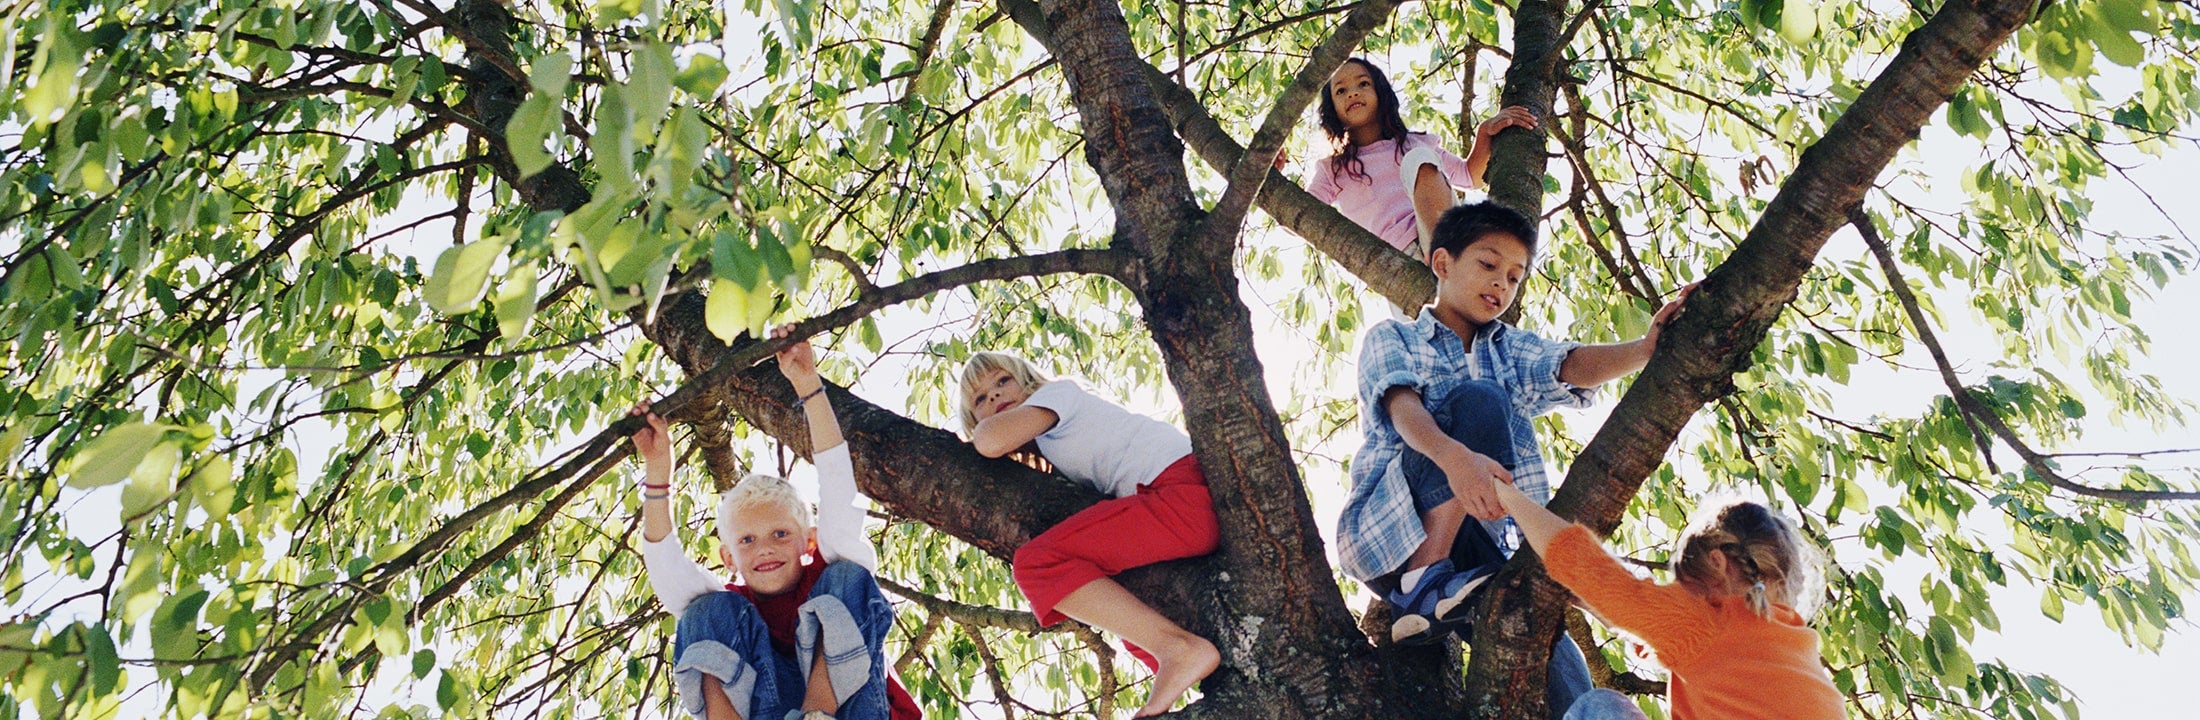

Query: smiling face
left=967, top=367, right=1033, bottom=424
left=1431, top=232, right=1532, bottom=329
left=716, top=501, right=815, bottom=596
left=1328, top=62, right=1380, bottom=133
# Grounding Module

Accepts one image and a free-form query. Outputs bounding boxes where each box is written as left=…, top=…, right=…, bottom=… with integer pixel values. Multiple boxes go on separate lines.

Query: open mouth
left=753, top=560, right=786, bottom=574
left=1480, top=293, right=1503, bottom=309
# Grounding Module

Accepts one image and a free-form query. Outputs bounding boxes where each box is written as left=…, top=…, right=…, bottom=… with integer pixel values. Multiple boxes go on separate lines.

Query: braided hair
left=1674, top=499, right=1826, bottom=619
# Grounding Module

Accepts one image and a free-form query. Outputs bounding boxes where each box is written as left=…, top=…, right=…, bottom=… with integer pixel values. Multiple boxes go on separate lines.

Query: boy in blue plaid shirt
left=1340, top=202, right=1690, bottom=715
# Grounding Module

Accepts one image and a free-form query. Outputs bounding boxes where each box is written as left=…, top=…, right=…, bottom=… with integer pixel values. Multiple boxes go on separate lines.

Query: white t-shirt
left=1023, top=380, right=1194, bottom=498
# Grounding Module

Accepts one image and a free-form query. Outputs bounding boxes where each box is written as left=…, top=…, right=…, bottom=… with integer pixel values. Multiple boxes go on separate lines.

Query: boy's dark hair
left=1317, top=57, right=1414, bottom=182
left=1428, top=201, right=1538, bottom=261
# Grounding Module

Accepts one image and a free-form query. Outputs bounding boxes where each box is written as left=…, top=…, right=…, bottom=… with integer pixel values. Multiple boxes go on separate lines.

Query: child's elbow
left=971, top=436, right=1013, bottom=458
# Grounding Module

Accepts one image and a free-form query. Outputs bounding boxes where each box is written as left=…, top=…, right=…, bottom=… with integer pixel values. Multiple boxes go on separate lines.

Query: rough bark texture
left=1466, top=2, right=2041, bottom=718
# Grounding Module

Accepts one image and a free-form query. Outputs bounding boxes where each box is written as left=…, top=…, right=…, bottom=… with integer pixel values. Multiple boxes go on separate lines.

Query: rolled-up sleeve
left=1507, top=330, right=1595, bottom=414
left=1357, top=324, right=1424, bottom=430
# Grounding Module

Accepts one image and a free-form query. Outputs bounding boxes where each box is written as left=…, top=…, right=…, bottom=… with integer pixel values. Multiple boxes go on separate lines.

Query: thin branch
left=1851, top=206, right=2200, bottom=503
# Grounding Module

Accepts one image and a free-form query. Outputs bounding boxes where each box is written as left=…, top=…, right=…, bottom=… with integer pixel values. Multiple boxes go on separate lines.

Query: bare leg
left=1052, top=578, right=1220, bottom=718
left=702, top=676, right=745, bottom=720
left=800, top=641, right=839, bottom=715
left=1404, top=497, right=1466, bottom=571
left=1410, top=163, right=1454, bottom=257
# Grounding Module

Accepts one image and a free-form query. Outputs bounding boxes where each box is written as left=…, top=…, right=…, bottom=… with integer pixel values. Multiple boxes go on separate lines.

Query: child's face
left=718, top=502, right=816, bottom=596
left=1328, top=63, right=1379, bottom=130
left=1431, top=232, right=1531, bottom=327
left=968, top=368, right=1033, bottom=424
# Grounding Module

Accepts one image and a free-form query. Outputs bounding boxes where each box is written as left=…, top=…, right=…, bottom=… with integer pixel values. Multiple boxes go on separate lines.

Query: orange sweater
left=1544, top=525, right=1846, bottom=720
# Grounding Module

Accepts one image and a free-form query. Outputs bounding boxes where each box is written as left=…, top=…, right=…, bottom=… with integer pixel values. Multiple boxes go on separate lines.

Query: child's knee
left=676, top=592, right=757, bottom=638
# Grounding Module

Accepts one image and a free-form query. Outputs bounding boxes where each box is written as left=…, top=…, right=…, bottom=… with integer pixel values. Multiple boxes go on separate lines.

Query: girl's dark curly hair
left=1318, top=57, right=1414, bottom=182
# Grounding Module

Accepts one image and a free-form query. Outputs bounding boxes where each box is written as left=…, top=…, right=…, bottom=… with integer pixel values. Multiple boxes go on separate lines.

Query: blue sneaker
left=1386, top=559, right=1497, bottom=645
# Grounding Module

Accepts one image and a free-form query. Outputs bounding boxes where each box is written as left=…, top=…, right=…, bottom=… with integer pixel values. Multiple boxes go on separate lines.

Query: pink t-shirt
left=1305, top=134, right=1473, bottom=251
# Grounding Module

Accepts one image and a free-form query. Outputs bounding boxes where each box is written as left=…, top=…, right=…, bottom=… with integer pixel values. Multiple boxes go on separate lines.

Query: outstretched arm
left=1489, top=470, right=1568, bottom=557
left=772, top=326, right=876, bottom=571
left=629, top=403, right=723, bottom=615
left=1557, top=283, right=1695, bottom=387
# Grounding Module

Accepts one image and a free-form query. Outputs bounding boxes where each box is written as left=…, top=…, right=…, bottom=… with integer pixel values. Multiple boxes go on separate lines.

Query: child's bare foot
left=1131, top=633, right=1219, bottom=717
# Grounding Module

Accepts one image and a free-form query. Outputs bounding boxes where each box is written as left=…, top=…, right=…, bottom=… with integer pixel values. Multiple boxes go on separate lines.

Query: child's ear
left=1429, top=248, right=1453, bottom=281
left=806, top=527, right=820, bottom=556
left=718, top=544, right=736, bottom=571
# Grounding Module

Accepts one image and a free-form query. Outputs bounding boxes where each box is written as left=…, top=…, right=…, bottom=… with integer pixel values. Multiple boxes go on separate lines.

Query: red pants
left=1013, top=455, right=1219, bottom=645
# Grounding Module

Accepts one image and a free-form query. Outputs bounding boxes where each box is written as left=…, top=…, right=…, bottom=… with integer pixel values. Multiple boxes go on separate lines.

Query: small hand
left=1476, top=105, right=1539, bottom=140
left=1644, top=282, right=1699, bottom=349
left=1447, top=449, right=1515, bottom=521
left=770, top=324, right=821, bottom=389
left=1272, top=144, right=1291, bottom=171
left=628, top=401, right=672, bottom=461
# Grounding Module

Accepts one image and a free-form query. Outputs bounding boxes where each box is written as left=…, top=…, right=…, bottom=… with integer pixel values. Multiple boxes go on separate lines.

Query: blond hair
left=1673, top=498, right=1825, bottom=619
left=956, top=351, right=1050, bottom=433
left=715, top=472, right=812, bottom=550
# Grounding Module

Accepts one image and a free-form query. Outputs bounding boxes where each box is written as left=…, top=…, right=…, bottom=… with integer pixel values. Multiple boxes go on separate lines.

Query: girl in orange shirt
left=1491, top=479, right=1846, bottom=720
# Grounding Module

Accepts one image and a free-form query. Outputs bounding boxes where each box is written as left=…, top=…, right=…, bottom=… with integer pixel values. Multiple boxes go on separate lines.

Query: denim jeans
left=672, top=561, right=894, bottom=720
left=1563, top=688, right=1652, bottom=720
left=1399, top=379, right=1595, bottom=719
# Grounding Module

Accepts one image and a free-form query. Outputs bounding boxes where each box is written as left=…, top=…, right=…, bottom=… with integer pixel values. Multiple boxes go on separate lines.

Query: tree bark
left=1466, top=2, right=2041, bottom=718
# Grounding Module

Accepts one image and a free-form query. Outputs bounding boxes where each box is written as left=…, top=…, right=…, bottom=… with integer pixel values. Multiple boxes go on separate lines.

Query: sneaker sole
left=1432, top=573, right=1492, bottom=621
left=1390, top=613, right=1442, bottom=645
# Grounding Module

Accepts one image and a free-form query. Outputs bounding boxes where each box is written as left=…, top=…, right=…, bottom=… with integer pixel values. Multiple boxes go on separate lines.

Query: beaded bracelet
left=642, top=491, right=671, bottom=501
left=797, top=386, right=827, bottom=404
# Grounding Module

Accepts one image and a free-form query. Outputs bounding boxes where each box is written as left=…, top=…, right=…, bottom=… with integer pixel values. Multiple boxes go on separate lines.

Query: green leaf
left=2040, top=586, right=2066, bottom=622
left=493, top=262, right=539, bottom=338
left=84, top=624, right=122, bottom=694
left=674, top=54, right=729, bottom=98
left=412, top=649, right=437, bottom=680
left=629, top=43, right=675, bottom=134
left=119, top=442, right=180, bottom=519
left=189, top=456, right=235, bottom=519
left=505, top=96, right=560, bottom=179
left=704, top=278, right=748, bottom=343
left=67, top=422, right=171, bottom=489
left=425, top=239, right=507, bottom=314
left=527, top=52, right=573, bottom=98
left=1778, top=0, right=1818, bottom=43
left=23, top=47, right=83, bottom=127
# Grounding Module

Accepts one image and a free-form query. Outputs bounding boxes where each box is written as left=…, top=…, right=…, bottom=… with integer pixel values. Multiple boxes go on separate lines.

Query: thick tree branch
left=1851, top=206, right=2200, bottom=503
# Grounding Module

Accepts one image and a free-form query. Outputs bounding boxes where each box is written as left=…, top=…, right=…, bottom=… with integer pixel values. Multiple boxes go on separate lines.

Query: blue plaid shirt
left=1337, top=309, right=1595, bottom=581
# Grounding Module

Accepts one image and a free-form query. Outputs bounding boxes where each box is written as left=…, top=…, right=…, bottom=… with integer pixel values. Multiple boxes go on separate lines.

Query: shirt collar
left=1412, top=307, right=1506, bottom=345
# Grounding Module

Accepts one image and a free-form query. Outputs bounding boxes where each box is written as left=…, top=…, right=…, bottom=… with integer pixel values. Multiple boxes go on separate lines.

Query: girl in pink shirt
left=1308, top=57, right=1538, bottom=263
